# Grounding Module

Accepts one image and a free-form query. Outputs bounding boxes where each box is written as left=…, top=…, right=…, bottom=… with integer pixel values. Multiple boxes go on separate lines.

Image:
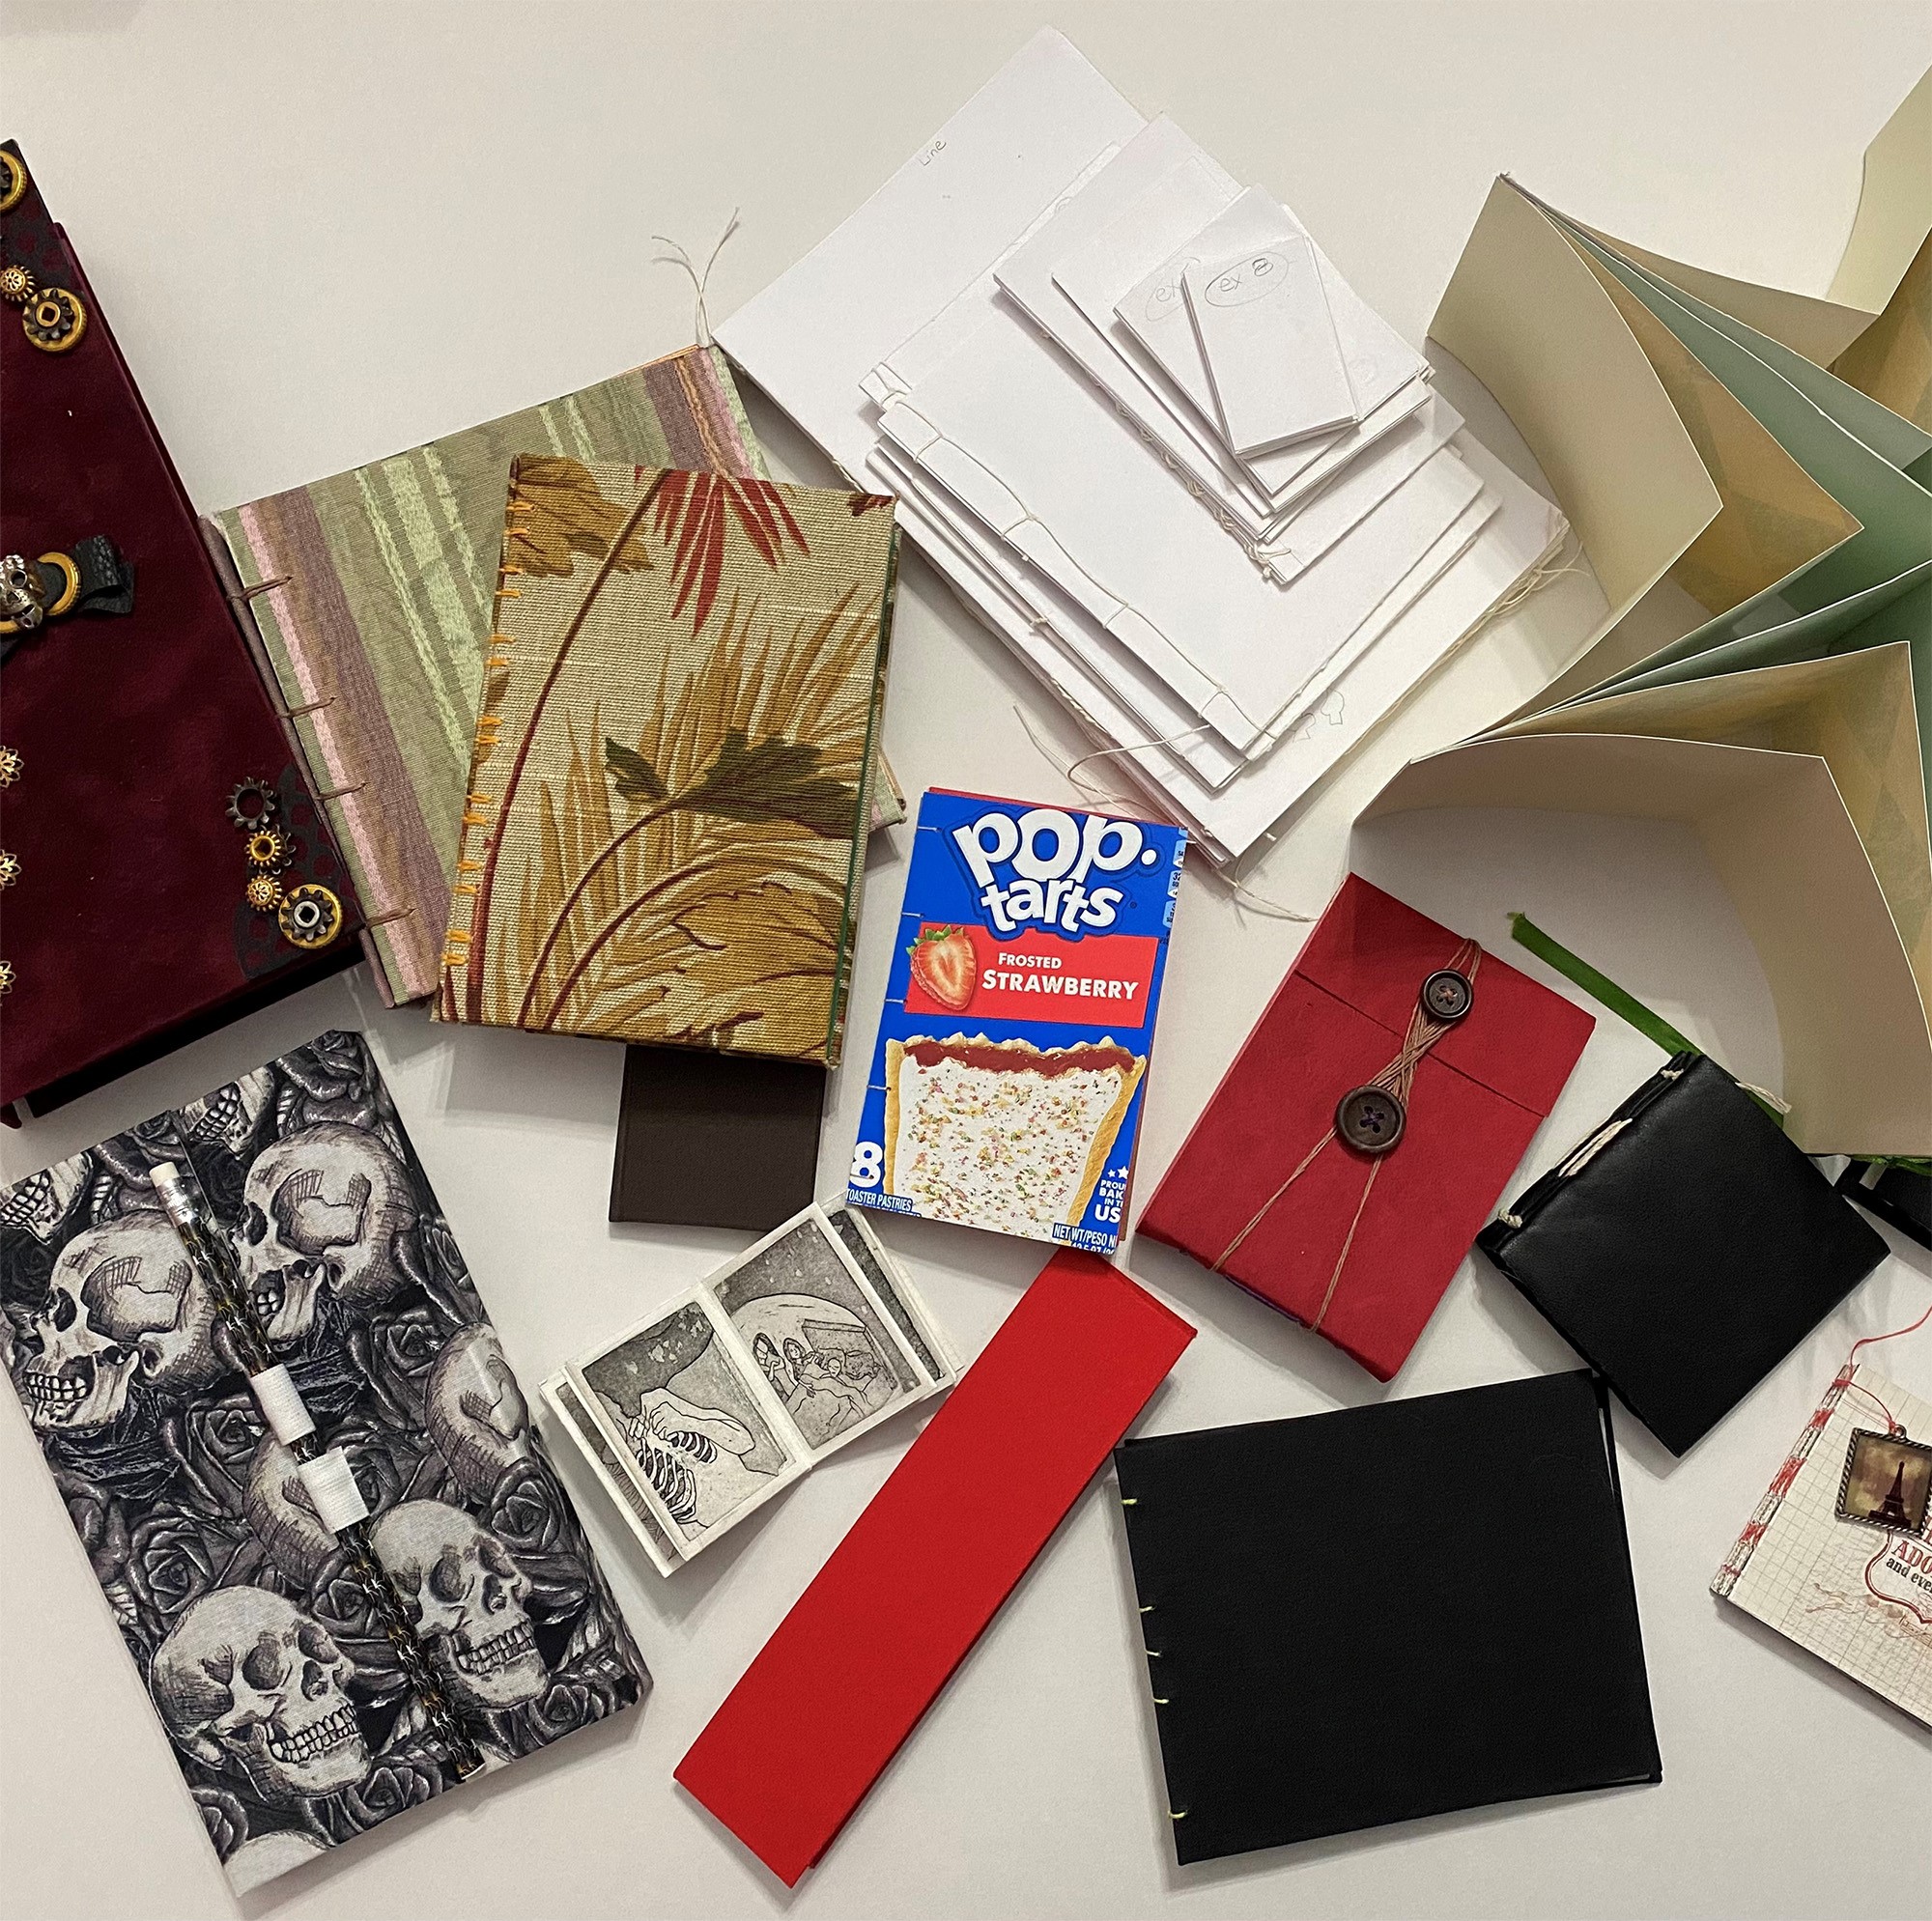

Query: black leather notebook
left=1478, top=1054, right=1888, bottom=1456
left=1114, top=1371, right=1661, bottom=1865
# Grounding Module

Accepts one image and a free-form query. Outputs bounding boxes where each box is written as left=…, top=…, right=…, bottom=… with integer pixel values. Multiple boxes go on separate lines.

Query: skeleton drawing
left=152, top=1587, right=372, bottom=1805
left=621, top=1391, right=769, bottom=1532
left=367, top=1501, right=549, bottom=1710
left=14, top=1215, right=224, bottom=1430
left=425, top=1325, right=533, bottom=1501
left=234, top=1124, right=417, bottom=1344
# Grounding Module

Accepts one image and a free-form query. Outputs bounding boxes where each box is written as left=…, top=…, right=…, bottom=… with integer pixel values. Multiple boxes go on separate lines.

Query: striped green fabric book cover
left=211, top=347, right=902, bottom=1007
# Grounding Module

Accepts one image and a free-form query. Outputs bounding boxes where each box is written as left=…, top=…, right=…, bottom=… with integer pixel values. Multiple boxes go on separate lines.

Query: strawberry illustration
left=909, top=924, right=977, bottom=1011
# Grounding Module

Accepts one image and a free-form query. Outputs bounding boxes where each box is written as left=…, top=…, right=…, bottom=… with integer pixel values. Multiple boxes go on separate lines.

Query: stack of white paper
left=718, top=30, right=1567, bottom=864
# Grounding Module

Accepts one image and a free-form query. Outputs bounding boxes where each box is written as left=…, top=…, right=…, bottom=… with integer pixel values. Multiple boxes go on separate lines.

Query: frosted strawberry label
left=849, top=790, right=1186, bottom=1254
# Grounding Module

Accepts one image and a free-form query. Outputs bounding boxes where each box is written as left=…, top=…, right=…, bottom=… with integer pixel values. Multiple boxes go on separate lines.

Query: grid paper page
left=1718, top=1364, right=1932, bottom=1725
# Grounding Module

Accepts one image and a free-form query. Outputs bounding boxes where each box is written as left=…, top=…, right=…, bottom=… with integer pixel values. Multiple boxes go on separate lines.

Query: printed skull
left=152, top=1587, right=370, bottom=1804
left=15, top=1215, right=222, bottom=1430
left=368, top=1500, right=548, bottom=1709
left=236, top=1124, right=417, bottom=1343
left=242, top=1435, right=338, bottom=1589
left=425, top=1325, right=533, bottom=1501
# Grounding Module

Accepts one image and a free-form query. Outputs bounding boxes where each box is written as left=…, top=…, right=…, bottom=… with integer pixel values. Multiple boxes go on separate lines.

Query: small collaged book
left=1714, top=1362, right=1932, bottom=1726
left=847, top=789, right=1187, bottom=1254
left=543, top=1203, right=956, bottom=1573
left=1115, top=1370, right=1662, bottom=1863
left=0, top=1031, right=648, bottom=1894
left=437, top=464, right=899, bottom=1063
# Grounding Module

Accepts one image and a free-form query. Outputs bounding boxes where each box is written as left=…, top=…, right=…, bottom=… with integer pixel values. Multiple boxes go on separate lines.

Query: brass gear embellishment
left=277, top=884, right=344, bottom=950
left=245, top=827, right=289, bottom=871
left=228, top=776, right=330, bottom=944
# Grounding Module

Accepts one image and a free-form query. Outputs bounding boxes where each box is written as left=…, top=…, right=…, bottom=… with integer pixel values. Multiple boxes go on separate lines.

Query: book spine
left=437, top=462, right=527, bottom=1021
left=1712, top=1363, right=1854, bottom=1596
left=150, top=1158, right=484, bottom=1776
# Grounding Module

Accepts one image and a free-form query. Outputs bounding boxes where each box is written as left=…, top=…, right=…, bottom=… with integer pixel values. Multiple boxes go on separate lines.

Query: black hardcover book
left=1479, top=1054, right=1887, bottom=1455
left=1114, top=1371, right=1661, bottom=1865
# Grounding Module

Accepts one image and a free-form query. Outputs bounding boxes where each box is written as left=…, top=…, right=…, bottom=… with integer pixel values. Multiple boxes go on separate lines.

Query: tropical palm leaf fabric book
left=212, top=348, right=908, bottom=1012
left=436, top=463, right=898, bottom=1063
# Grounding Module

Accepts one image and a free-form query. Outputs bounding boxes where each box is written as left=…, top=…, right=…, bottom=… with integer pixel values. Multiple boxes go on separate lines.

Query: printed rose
left=128, top=1510, right=246, bottom=1635
left=192, top=1786, right=248, bottom=1857
left=342, top=1752, right=442, bottom=1830
left=309, top=1550, right=408, bottom=1703
left=350, top=1305, right=443, bottom=1429
left=180, top=1396, right=264, bottom=1518
left=51, top=1464, right=130, bottom=1588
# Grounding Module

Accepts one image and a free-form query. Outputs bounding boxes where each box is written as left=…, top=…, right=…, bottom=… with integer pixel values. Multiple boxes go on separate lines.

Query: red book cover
left=1139, top=875, right=1592, bottom=1380
left=674, top=1249, right=1195, bottom=1884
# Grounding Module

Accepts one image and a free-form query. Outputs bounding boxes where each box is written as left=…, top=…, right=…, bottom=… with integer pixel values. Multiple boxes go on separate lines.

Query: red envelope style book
left=675, top=1250, right=1195, bottom=1884
left=1140, top=875, right=1592, bottom=1380
left=0, top=142, right=361, bottom=1116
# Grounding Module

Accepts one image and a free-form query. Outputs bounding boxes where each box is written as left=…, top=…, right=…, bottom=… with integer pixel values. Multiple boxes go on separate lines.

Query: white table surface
left=4, top=5, right=1930, bottom=1917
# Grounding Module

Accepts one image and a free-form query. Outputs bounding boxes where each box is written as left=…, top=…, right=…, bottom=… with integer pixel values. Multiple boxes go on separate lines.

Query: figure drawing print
left=547, top=1203, right=955, bottom=1572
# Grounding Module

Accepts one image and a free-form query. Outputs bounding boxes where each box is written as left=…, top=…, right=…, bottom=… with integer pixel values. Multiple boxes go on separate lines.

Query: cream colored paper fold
left=1365, top=733, right=1930, bottom=1154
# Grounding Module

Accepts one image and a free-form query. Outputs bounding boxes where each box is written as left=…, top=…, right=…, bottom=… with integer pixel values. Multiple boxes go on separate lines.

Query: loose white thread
left=654, top=210, right=741, bottom=347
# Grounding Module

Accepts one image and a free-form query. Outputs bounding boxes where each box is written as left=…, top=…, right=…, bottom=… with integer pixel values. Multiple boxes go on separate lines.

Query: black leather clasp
left=0, top=535, right=135, bottom=660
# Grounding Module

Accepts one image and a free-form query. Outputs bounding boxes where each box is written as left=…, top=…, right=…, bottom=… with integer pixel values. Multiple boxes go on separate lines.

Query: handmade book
left=675, top=1249, right=1195, bottom=1884
left=434, top=462, right=898, bottom=1064
left=0, top=1031, right=649, bottom=1894
left=0, top=140, right=363, bottom=1119
left=212, top=346, right=903, bottom=1010
left=1370, top=69, right=1932, bottom=1157
left=1115, top=1370, right=1662, bottom=1863
left=1714, top=1362, right=1931, bottom=1727
left=1839, top=1159, right=1931, bottom=1250
left=542, top=1201, right=957, bottom=1574
left=1139, top=874, right=1593, bottom=1380
left=1478, top=1053, right=1888, bottom=1455
left=846, top=789, right=1187, bottom=1254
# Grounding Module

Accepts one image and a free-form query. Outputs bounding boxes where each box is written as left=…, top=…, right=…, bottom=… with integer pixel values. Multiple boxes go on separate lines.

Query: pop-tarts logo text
left=949, top=805, right=1163, bottom=937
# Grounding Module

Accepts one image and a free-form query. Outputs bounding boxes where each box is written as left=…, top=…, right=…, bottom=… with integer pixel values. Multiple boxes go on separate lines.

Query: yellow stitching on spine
left=453, top=883, right=477, bottom=895
left=457, top=860, right=483, bottom=873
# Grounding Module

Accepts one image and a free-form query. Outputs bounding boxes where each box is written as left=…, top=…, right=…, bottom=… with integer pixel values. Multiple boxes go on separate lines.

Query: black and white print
left=571, top=1295, right=796, bottom=1554
left=825, top=1203, right=957, bottom=1384
left=0, top=1031, right=650, bottom=1897
left=543, top=1202, right=957, bottom=1573
left=714, top=1214, right=923, bottom=1453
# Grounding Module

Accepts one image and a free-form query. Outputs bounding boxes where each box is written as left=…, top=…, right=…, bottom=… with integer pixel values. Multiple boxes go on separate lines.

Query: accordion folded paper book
left=437, top=462, right=899, bottom=1063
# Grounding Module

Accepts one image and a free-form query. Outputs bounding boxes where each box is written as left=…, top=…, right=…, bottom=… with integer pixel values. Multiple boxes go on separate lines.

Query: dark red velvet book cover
left=0, top=143, right=360, bottom=1113
left=1139, top=875, right=1592, bottom=1380
left=675, top=1250, right=1195, bottom=1884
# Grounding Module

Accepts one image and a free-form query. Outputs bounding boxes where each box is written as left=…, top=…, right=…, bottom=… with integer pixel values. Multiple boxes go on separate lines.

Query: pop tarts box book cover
left=847, top=790, right=1187, bottom=1253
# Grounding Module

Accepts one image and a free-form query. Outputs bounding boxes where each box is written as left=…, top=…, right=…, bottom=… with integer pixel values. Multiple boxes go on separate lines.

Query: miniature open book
left=542, top=1204, right=956, bottom=1573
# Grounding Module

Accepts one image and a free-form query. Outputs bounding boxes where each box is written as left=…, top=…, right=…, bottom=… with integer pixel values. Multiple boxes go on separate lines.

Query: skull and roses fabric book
left=436, top=460, right=900, bottom=1065
left=0, top=1030, right=649, bottom=1896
